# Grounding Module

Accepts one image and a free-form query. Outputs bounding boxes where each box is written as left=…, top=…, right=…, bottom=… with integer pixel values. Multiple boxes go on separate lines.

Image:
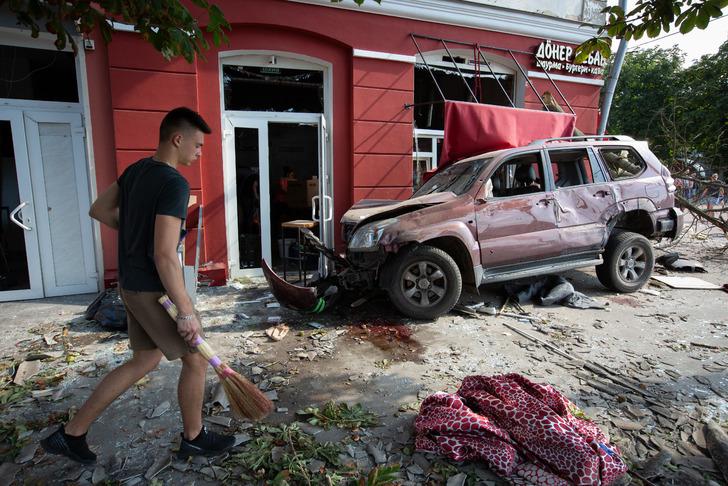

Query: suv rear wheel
left=385, top=245, right=462, bottom=320
left=596, top=231, right=654, bottom=292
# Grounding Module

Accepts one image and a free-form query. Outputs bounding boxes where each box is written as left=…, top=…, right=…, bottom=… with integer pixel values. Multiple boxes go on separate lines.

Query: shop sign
left=534, top=40, right=607, bottom=76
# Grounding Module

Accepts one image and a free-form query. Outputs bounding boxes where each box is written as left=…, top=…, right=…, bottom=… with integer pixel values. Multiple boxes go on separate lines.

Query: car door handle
left=593, top=190, right=611, bottom=197
left=536, top=198, right=552, bottom=206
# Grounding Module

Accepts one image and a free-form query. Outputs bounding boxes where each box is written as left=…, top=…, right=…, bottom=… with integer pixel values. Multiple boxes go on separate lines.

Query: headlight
left=348, top=218, right=397, bottom=250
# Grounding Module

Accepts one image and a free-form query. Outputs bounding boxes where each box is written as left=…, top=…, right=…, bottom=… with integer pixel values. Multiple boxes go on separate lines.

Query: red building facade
left=0, top=0, right=606, bottom=297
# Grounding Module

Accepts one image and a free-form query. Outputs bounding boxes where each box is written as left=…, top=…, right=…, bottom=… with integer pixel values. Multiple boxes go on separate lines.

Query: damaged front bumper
left=261, top=259, right=329, bottom=313
left=261, top=229, right=384, bottom=313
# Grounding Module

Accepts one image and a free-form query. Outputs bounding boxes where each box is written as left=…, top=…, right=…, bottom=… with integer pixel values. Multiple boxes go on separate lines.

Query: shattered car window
left=413, top=158, right=491, bottom=197
left=599, top=148, right=646, bottom=180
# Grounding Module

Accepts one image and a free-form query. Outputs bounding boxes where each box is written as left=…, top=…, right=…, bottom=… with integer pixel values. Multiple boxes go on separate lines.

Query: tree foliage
left=607, top=41, right=728, bottom=172
left=3, top=0, right=231, bottom=62
left=2, top=0, right=380, bottom=62
left=576, top=0, right=728, bottom=63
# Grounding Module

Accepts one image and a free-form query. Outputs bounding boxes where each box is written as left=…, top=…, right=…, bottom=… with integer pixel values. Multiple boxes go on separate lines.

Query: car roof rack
left=530, top=135, right=635, bottom=145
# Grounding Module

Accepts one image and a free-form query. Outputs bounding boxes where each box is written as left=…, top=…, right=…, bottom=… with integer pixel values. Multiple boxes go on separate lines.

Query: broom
left=158, top=295, right=274, bottom=421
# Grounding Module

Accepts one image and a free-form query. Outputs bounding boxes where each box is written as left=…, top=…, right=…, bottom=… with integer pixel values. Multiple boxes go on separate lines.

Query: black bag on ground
left=84, top=289, right=127, bottom=331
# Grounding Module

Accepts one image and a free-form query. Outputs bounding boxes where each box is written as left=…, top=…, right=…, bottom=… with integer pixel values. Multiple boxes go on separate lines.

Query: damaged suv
left=267, top=136, right=683, bottom=320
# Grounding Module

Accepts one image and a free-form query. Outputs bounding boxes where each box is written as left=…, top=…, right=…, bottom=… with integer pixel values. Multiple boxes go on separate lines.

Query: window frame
left=596, top=146, right=648, bottom=181
left=484, top=150, right=548, bottom=200
left=544, top=147, right=610, bottom=189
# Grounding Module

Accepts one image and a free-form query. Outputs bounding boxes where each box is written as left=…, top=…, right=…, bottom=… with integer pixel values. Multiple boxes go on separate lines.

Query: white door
left=23, top=111, right=98, bottom=296
left=0, top=111, right=44, bottom=301
left=223, top=113, right=332, bottom=279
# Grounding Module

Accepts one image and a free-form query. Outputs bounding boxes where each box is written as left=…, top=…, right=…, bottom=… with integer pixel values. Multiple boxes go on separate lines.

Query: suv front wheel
left=385, top=245, right=462, bottom=320
left=596, top=231, right=654, bottom=292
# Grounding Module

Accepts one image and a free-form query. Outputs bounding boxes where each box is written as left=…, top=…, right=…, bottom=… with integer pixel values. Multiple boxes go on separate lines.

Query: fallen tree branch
left=676, top=195, right=728, bottom=236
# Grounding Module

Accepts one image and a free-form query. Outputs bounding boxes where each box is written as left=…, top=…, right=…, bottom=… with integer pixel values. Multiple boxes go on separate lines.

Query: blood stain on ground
left=346, top=322, right=424, bottom=362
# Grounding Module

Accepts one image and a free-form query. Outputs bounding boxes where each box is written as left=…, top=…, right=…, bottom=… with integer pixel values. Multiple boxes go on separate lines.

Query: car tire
left=385, top=245, right=462, bottom=320
left=596, top=231, right=654, bottom=292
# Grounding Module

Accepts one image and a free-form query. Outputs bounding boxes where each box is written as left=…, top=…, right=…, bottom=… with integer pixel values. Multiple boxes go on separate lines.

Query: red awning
left=438, top=101, right=577, bottom=168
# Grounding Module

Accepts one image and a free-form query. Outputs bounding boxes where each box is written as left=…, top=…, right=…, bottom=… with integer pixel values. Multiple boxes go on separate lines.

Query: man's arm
left=154, top=215, right=200, bottom=345
left=89, top=183, right=120, bottom=230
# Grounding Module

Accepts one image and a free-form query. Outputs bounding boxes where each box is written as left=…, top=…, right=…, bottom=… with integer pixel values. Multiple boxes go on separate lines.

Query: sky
left=610, top=3, right=728, bottom=65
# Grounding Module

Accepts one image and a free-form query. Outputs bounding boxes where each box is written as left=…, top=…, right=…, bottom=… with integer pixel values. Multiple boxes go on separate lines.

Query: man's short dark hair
left=159, top=107, right=211, bottom=142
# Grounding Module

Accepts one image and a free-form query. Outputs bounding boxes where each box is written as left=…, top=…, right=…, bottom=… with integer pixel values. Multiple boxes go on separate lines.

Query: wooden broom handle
left=158, top=295, right=220, bottom=366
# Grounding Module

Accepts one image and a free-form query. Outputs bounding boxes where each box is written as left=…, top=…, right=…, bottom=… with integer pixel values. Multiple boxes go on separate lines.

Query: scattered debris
left=205, top=415, right=233, bottom=427
left=650, top=275, right=722, bottom=290
left=144, top=454, right=172, bottom=480
left=91, top=466, right=107, bottom=485
left=14, top=443, right=37, bottom=464
left=656, top=252, right=707, bottom=272
left=705, top=422, right=728, bottom=482
left=265, top=324, right=289, bottom=342
left=446, top=472, right=467, bottom=486
left=147, top=401, right=171, bottom=419
left=638, top=288, right=662, bottom=297
left=504, top=275, right=606, bottom=309
left=12, top=361, right=41, bottom=386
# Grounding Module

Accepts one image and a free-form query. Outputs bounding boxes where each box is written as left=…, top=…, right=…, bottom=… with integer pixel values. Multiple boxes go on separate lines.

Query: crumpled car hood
left=341, top=192, right=454, bottom=225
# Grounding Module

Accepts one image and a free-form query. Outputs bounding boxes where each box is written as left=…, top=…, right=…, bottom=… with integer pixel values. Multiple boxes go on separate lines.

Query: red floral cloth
left=415, top=374, right=627, bottom=485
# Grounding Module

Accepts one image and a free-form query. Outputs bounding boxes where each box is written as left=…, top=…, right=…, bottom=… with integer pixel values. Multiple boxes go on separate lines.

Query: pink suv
left=337, top=136, right=683, bottom=319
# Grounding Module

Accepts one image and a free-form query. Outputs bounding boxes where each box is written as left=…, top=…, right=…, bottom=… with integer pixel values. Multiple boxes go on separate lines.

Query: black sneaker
left=40, top=426, right=97, bottom=464
left=178, top=426, right=235, bottom=459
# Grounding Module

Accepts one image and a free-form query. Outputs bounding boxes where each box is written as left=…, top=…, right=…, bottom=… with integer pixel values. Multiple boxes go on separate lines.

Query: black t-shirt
left=117, top=158, right=190, bottom=291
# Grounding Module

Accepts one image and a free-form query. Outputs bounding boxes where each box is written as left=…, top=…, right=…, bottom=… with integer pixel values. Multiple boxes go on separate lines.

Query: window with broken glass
left=223, top=65, right=323, bottom=113
left=413, top=53, right=516, bottom=188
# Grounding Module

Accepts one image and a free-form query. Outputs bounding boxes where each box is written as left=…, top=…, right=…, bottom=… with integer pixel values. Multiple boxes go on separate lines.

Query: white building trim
left=528, top=70, right=605, bottom=86
left=289, top=0, right=601, bottom=44
left=353, top=49, right=416, bottom=63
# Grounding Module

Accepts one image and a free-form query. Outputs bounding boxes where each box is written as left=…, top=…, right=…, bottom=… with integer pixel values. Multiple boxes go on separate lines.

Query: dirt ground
left=1, top=217, right=727, bottom=486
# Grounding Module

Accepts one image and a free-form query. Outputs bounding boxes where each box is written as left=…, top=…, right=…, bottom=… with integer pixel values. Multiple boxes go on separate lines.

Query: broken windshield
left=413, top=158, right=491, bottom=197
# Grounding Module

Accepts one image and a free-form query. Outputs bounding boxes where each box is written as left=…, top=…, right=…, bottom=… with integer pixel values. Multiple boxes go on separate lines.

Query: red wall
left=352, top=58, right=414, bottom=201
left=92, top=0, right=603, bottom=280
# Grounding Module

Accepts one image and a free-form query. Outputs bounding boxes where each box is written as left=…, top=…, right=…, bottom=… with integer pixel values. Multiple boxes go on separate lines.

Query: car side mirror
left=475, top=180, right=491, bottom=205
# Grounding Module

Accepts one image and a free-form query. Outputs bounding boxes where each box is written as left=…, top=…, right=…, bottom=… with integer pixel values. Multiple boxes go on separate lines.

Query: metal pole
left=507, top=49, right=548, bottom=110
left=411, top=34, right=446, bottom=101
left=440, top=40, right=479, bottom=103
left=476, top=45, right=515, bottom=107
left=598, top=0, right=629, bottom=134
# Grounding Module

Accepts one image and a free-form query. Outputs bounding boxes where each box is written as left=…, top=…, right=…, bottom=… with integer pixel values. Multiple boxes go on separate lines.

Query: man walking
left=41, top=107, right=235, bottom=464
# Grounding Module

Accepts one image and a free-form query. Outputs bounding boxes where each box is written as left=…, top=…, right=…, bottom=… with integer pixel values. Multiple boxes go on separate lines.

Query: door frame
left=0, top=110, right=44, bottom=301
left=1, top=26, right=101, bottom=297
left=223, top=112, right=329, bottom=278
left=219, top=50, right=335, bottom=279
left=23, top=110, right=98, bottom=296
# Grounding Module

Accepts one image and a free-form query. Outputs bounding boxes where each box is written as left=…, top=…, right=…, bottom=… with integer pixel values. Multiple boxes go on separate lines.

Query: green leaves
left=574, top=37, right=612, bottom=64
left=578, top=0, right=726, bottom=64
left=608, top=41, right=728, bottom=173
left=359, top=464, right=400, bottom=486
left=301, top=401, right=380, bottom=430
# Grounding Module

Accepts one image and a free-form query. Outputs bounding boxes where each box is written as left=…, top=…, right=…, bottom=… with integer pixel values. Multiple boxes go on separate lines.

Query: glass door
left=223, top=118, right=270, bottom=276
left=224, top=113, right=331, bottom=279
left=0, top=111, right=43, bottom=301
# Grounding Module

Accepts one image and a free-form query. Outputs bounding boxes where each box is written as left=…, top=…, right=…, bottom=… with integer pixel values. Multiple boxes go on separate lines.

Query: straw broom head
left=158, top=295, right=273, bottom=420
left=217, top=365, right=274, bottom=421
